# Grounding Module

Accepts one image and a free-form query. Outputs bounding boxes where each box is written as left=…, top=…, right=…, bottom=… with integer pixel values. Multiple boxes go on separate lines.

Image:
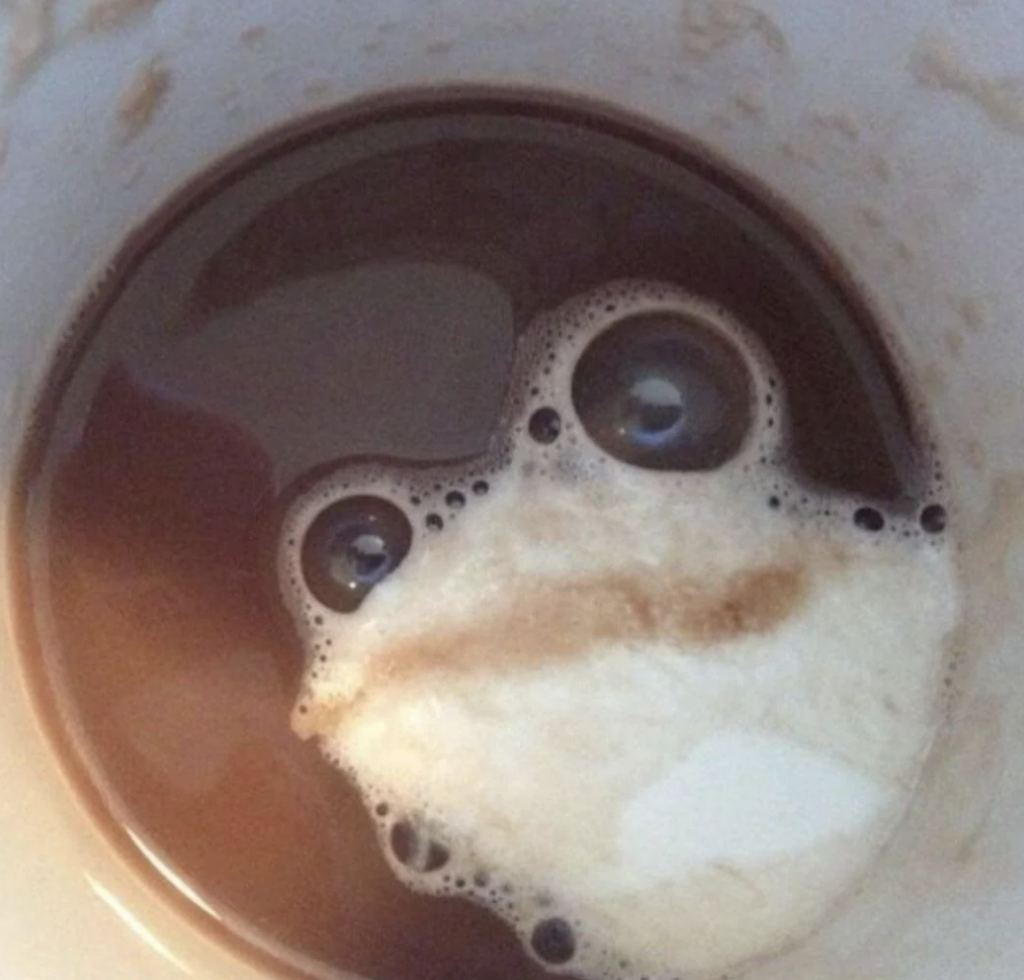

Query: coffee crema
left=10, top=92, right=958, bottom=980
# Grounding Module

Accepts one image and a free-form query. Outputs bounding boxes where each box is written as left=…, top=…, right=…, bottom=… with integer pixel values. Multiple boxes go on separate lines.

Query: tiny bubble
left=531, top=917, right=576, bottom=965
left=920, top=503, right=947, bottom=534
left=445, top=490, right=466, bottom=510
left=424, top=841, right=449, bottom=871
left=472, top=480, right=490, bottom=496
left=768, top=495, right=781, bottom=509
left=854, top=506, right=885, bottom=532
left=426, top=513, right=444, bottom=532
left=389, top=820, right=449, bottom=872
left=529, top=407, right=562, bottom=445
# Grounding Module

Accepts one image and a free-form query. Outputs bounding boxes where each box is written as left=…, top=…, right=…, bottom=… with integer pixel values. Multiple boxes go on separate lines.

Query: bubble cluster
left=277, top=281, right=956, bottom=980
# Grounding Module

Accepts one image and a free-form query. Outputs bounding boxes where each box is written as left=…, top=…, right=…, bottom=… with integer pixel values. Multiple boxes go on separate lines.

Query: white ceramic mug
left=2, top=1, right=1023, bottom=978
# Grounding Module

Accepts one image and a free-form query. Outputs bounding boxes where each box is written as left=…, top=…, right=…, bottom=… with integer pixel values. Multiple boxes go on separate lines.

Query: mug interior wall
left=1, top=1, right=1023, bottom=978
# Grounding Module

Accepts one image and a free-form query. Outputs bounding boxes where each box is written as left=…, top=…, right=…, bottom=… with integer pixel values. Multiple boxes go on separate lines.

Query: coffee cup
left=1, top=2, right=1022, bottom=979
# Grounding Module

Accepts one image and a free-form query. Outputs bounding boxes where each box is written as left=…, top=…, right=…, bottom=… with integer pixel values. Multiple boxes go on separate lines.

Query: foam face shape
left=278, top=282, right=959, bottom=980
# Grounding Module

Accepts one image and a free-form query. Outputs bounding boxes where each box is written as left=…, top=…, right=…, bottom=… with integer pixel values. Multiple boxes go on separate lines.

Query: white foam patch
left=620, top=732, right=892, bottom=873
left=278, top=281, right=960, bottom=980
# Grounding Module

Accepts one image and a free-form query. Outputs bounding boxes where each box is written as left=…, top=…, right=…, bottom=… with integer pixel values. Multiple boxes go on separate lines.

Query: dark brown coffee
left=9, top=91, right=944, bottom=980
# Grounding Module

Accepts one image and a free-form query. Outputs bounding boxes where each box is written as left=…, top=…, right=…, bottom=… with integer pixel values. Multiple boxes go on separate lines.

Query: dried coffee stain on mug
left=911, top=35, right=1024, bottom=137
left=2, top=0, right=55, bottom=91
left=679, top=0, right=788, bottom=60
left=117, top=56, right=171, bottom=140
left=81, top=0, right=164, bottom=34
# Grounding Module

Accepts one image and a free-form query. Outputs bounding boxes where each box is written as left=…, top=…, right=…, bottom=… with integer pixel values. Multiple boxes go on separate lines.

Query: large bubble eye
left=301, top=496, right=413, bottom=613
left=571, top=311, right=754, bottom=471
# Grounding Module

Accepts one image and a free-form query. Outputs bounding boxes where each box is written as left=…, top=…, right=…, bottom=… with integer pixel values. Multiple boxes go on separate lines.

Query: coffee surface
left=10, top=95, right=954, bottom=980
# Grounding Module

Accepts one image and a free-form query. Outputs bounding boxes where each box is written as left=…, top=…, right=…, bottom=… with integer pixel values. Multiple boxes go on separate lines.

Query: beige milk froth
left=280, top=283, right=960, bottom=980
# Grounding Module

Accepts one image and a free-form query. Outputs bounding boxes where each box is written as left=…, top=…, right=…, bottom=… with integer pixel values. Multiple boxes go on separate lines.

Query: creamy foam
left=279, top=282, right=959, bottom=980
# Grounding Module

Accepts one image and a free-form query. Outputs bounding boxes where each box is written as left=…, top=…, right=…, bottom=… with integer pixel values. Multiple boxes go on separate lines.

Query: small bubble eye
left=528, top=407, right=562, bottom=444
left=389, top=818, right=450, bottom=873
left=571, top=310, right=754, bottom=472
left=530, top=917, right=576, bottom=965
left=301, top=496, right=412, bottom=613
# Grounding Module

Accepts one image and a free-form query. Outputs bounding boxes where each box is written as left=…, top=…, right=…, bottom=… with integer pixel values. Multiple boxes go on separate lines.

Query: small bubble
left=425, top=513, right=444, bottom=532
left=474, top=871, right=490, bottom=888
left=375, top=802, right=389, bottom=817
left=445, top=490, right=466, bottom=510
left=410, top=495, right=422, bottom=507
left=920, top=503, right=947, bottom=534
left=854, top=506, right=885, bottom=532
left=529, top=407, right=562, bottom=445
left=472, top=480, right=490, bottom=496
left=530, top=917, right=576, bottom=965
left=768, top=495, right=781, bottom=509
left=314, top=615, right=324, bottom=626
left=389, top=820, right=449, bottom=872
